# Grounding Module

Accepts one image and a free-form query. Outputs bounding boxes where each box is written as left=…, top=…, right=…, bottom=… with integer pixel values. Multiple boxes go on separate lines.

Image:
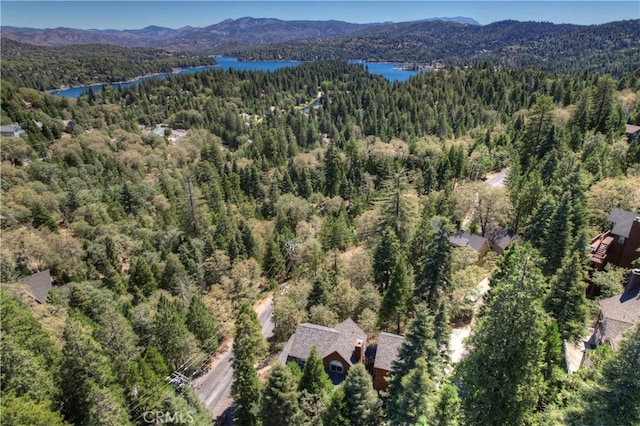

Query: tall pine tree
left=458, top=244, right=548, bottom=426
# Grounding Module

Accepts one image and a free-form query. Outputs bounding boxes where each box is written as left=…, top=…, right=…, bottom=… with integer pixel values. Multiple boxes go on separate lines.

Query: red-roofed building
left=590, top=208, right=640, bottom=270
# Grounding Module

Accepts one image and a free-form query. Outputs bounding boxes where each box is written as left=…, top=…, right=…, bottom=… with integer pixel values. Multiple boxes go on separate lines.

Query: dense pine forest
left=1, top=54, right=640, bottom=426
left=1, top=38, right=217, bottom=91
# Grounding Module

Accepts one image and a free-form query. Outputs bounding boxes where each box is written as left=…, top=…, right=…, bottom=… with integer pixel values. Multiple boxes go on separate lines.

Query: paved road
left=194, top=293, right=274, bottom=422
left=484, top=167, right=509, bottom=188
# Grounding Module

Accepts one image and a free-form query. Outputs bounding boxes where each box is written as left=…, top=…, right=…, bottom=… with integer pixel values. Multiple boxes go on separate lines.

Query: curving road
left=194, top=293, right=274, bottom=422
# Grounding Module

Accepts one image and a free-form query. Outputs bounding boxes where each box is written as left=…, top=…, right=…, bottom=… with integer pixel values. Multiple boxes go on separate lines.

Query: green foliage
left=232, top=357, right=262, bottom=426
left=233, top=301, right=268, bottom=426
left=0, top=392, right=70, bottom=426
left=433, top=383, right=462, bottom=426
left=154, top=294, right=199, bottom=369
left=60, top=316, right=131, bottom=425
left=186, top=295, right=219, bottom=353
left=457, top=244, right=548, bottom=426
left=0, top=290, right=62, bottom=410
left=322, top=387, right=350, bottom=426
left=372, top=227, right=401, bottom=293
left=343, top=363, right=382, bottom=426
left=583, top=324, right=640, bottom=425
left=414, top=220, right=453, bottom=311
left=260, top=363, right=304, bottom=426
left=391, top=357, right=436, bottom=425
left=1, top=38, right=216, bottom=91
left=387, top=308, right=443, bottom=421
left=378, top=252, right=412, bottom=334
left=545, top=250, right=589, bottom=342
left=128, top=257, right=157, bottom=300
left=299, top=346, right=333, bottom=396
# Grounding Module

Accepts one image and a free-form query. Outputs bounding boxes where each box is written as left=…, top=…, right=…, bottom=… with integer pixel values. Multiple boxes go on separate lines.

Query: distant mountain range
left=0, top=16, right=479, bottom=50
left=2, top=16, right=639, bottom=77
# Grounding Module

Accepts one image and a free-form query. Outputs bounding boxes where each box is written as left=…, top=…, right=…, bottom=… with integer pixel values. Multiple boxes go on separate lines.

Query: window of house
left=329, top=360, right=343, bottom=373
left=618, top=236, right=626, bottom=245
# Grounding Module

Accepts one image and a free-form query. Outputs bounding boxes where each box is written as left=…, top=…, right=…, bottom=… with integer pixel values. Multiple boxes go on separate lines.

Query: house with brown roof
left=592, top=269, right=640, bottom=350
left=285, top=318, right=366, bottom=383
left=372, top=332, right=404, bottom=391
left=448, top=230, right=490, bottom=264
left=486, top=226, right=521, bottom=255
left=626, top=123, right=640, bottom=143
left=590, top=208, right=640, bottom=270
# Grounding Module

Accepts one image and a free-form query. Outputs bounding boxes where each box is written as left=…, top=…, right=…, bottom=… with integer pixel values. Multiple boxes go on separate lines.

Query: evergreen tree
left=0, top=392, right=70, bottom=426
left=378, top=170, right=413, bottom=244
left=61, top=318, right=131, bottom=425
left=186, top=295, right=218, bottom=353
left=432, top=383, right=461, bottom=426
left=343, top=363, right=381, bottom=426
left=523, top=193, right=556, bottom=247
left=590, top=77, right=615, bottom=136
left=588, top=324, right=640, bottom=425
left=232, top=301, right=268, bottom=426
left=433, top=302, right=452, bottom=364
left=545, top=250, right=589, bottom=342
left=322, top=387, right=350, bottom=426
left=387, top=308, right=443, bottom=421
left=408, top=201, right=436, bottom=270
left=260, top=364, right=303, bottom=426
left=521, top=95, right=555, bottom=168
left=263, top=237, right=286, bottom=280
left=153, top=294, right=192, bottom=369
left=540, top=191, right=572, bottom=275
left=378, top=252, right=411, bottom=334
left=458, top=244, right=548, bottom=426
left=233, top=357, right=262, bottom=426
left=414, top=220, right=452, bottom=312
left=299, top=346, right=333, bottom=396
left=94, top=306, right=141, bottom=386
left=323, top=144, right=345, bottom=197
left=128, top=256, right=157, bottom=299
left=391, top=357, right=435, bottom=425
left=372, top=227, right=401, bottom=293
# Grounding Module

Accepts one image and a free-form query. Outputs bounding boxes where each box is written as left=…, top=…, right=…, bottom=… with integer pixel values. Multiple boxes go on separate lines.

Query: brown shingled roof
left=373, top=332, right=404, bottom=372
left=287, top=318, right=366, bottom=366
left=598, top=288, right=640, bottom=349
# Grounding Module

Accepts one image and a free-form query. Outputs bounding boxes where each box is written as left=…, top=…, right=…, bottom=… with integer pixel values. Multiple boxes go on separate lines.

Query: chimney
left=354, top=339, right=364, bottom=363
left=626, top=269, right=640, bottom=294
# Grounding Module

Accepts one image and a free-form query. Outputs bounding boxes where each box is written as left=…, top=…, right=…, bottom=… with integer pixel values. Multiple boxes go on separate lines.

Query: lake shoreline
left=48, top=57, right=422, bottom=99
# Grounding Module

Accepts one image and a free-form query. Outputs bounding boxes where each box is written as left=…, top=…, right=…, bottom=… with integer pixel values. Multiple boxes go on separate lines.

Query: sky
left=1, top=1, right=638, bottom=29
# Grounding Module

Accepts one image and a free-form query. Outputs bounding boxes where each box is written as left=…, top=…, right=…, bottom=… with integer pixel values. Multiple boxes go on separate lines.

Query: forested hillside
left=0, top=38, right=216, bottom=91
left=1, top=59, right=640, bottom=425
left=236, top=19, right=640, bottom=76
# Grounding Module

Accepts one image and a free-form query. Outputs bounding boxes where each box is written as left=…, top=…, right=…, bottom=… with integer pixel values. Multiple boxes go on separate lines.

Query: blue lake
left=50, top=57, right=420, bottom=98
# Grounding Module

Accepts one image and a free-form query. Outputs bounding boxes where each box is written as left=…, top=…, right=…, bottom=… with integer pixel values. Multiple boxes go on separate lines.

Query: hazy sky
left=1, top=1, right=638, bottom=29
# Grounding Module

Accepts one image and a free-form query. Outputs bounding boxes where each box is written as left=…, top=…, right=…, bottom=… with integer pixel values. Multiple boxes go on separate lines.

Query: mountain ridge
left=0, top=16, right=479, bottom=48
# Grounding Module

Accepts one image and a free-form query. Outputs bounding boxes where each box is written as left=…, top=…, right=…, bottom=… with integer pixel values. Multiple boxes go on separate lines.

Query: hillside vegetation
left=1, top=59, right=640, bottom=425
